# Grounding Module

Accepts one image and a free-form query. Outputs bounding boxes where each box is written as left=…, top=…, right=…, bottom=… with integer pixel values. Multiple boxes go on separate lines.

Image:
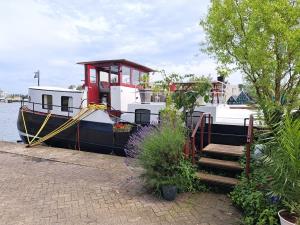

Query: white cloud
left=0, top=0, right=242, bottom=93
left=150, top=59, right=243, bottom=84
left=122, top=2, right=153, bottom=14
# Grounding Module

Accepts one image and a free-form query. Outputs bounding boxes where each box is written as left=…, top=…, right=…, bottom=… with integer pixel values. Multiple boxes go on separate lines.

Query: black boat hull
left=17, top=109, right=127, bottom=155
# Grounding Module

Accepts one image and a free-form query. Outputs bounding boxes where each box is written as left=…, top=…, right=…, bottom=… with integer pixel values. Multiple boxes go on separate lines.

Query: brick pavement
left=0, top=141, right=241, bottom=225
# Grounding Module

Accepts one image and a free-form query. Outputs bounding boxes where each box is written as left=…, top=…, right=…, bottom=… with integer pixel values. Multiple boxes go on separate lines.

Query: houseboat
left=17, top=59, right=166, bottom=155
left=17, top=59, right=254, bottom=155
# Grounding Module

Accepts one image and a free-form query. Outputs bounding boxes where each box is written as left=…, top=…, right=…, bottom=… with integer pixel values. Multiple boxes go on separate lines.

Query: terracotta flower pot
left=278, top=210, right=298, bottom=225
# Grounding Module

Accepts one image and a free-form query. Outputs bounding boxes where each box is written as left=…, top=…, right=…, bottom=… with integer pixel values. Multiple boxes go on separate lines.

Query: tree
left=201, top=0, right=300, bottom=124
left=76, top=85, right=83, bottom=90
left=155, top=72, right=211, bottom=124
left=68, top=85, right=77, bottom=90
left=172, top=76, right=212, bottom=115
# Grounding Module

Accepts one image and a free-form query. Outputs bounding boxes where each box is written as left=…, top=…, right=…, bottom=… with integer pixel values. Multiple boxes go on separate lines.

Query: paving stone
left=0, top=141, right=241, bottom=225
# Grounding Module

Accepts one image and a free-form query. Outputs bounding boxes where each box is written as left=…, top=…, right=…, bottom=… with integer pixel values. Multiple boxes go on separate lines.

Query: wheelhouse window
left=42, top=94, right=53, bottom=110
left=90, top=68, right=96, bottom=83
left=110, top=65, right=119, bottom=84
left=121, top=66, right=131, bottom=84
left=132, top=69, right=140, bottom=85
left=110, top=74, right=119, bottom=83
left=100, top=71, right=109, bottom=82
left=99, top=71, right=110, bottom=90
left=61, top=96, right=73, bottom=112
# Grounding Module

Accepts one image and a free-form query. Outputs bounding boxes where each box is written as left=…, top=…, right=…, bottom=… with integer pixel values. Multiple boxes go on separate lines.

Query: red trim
left=77, top=59, right=155, bottom=73
left=86, top=65, right=99, bottom=104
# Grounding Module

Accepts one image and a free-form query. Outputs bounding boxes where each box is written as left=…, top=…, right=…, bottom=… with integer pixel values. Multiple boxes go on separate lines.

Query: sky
left=0, top=0, right=243, bottom=94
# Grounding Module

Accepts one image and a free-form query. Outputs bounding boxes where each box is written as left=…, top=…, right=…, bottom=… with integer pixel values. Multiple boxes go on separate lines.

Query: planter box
left=114, top=131, right=131, bottom=147
left=140, top=89, right=152, bottom=102
left=114, top=131, right=131, bottom=156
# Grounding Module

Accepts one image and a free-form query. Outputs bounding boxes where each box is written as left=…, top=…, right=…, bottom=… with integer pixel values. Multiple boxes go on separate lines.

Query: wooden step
left=196, top=172, right=238, bottom=186
left=202, top=144, right=243, bottom=157
left=198, top=157, right=243, bottom=170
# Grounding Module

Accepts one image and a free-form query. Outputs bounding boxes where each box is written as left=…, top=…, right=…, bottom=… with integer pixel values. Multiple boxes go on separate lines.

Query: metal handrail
left=190, top=112, right=212, bottom=163
left=21, top=100, right=84, bottom=118
left=245, top=114, right=254, bottom=178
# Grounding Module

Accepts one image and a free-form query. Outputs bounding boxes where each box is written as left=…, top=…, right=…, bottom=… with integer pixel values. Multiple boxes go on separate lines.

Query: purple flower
left=124, top=125, right=156, bottom=159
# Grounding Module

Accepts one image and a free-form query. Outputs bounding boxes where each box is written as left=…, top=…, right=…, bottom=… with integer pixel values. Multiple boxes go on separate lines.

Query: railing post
left=246, top=143, right=251, bottom=178
left=245, top=115, right=253, bottom=179
left=208, top=115, right=211, bottom=144
left=192, top=136, right=196, bottom=164
left=200, top=114, right=204, bottom=152
left=184, top=139, right=190, bottom=159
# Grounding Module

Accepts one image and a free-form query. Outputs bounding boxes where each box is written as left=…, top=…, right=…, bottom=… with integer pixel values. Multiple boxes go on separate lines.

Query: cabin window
left=110, top=65, right=119, bottom=73
left=132, top=69, right=140, bottom=85
left=110, top=73, right=119, bottom=83
left=42, top=94, right=53, bottom=110
left=99, top=71, right=110, bottom=90
left=121, top=66, right=131, bottom=84
left=100, top=71, right=109, bottom=82
left=61, top=96, right=73, bottom=112
left=90, top=68, right=96, bottom=83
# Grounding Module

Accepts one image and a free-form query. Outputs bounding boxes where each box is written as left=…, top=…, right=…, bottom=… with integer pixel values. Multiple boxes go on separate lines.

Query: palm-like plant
left=262, top=115, right=300, bottom=216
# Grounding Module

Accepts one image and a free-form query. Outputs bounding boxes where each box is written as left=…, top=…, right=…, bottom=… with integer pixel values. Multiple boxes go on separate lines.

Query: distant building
left=210, top=81, right=226, bottom=104
left=0, top=89, right=7, bottom=99
left=210, top=82, right=243, bottom=104
left=227, top=90, right=253, bottom=105
left=227, top=95, right=238, bottom=104
left=225, top=84, right=240, bottom=101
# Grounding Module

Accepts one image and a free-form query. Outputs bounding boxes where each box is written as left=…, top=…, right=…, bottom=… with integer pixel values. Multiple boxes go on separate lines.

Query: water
left=0, top=102, right=20, bottom=142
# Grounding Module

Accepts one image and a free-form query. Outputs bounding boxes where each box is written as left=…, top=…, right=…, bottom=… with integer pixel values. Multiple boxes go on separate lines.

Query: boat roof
left=29, top=86, right=83, bottom=93
left=77, top=59, right=155, bottom=72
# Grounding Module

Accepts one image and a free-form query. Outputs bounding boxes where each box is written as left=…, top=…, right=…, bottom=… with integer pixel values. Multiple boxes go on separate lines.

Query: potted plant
left=278, top=208, right=299, bottom=225
left=262, top=116, right=300, bottom=225
left=151, top=84, right=161, bottom=102
left=140, top=73, right=152, bottom=102
left=216, top=66, right=230, bottom=83
left=278, top=201, right=299, bottom=225
left=161, top=183, right=177, bottom=201
left=136, top=109, right=196, bottom=200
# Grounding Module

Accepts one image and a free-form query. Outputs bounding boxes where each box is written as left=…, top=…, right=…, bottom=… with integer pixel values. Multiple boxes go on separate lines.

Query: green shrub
left=138, top=121, right=196, bottom=193
left=230, top=176, right=279, bottom=225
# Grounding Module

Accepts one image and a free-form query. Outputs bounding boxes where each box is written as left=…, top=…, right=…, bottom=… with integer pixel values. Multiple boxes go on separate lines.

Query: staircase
left=185, top=113, right=254, bottom=187
left=196, top=143, right=243, bottom=186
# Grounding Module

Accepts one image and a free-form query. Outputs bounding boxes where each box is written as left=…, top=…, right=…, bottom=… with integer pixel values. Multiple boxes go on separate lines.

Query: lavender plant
left=124, top=125, right=156, bottom=159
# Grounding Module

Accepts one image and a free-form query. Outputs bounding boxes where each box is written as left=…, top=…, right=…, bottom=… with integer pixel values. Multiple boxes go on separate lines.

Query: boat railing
left=20, top=100, right=83, bottom=118
left=186, top=112, right=212, bottom=163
